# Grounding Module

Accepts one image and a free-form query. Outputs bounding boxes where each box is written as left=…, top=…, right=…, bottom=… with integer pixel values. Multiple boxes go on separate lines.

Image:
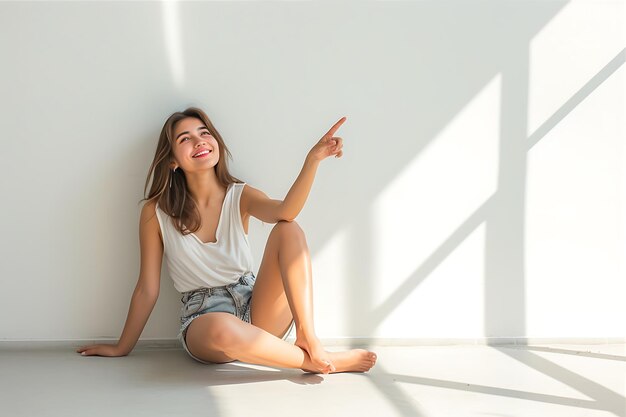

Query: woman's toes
left=369, top=352, right=377, bottom=367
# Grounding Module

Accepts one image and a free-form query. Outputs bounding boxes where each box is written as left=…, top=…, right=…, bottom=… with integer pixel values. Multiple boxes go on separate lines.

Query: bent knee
left=274, top=219, right=304, bottom=236
left=207, top=317, right=243, bottom=350
left=189, top=313, right=242, bottom=351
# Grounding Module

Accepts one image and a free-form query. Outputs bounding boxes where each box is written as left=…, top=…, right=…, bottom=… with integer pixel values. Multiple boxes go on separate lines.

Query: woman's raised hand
left=76, top=343, right=128, bottom=357
left=307, top=117, right=346, bottom=162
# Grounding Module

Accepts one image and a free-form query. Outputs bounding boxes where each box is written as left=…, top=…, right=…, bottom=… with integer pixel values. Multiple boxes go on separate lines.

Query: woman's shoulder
left=141, top=199, right=159, bottom=219
left=139, top=199, right=164, bottom=239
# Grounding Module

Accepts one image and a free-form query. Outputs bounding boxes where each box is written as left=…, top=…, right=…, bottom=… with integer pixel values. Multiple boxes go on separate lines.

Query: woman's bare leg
left=185, top=312, right=376, bottom=373
left=249, top=221, right=378, bottom=372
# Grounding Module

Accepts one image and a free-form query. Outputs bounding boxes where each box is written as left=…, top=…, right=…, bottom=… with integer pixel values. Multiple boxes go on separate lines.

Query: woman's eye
left=180, top=132, right=209, bottom=143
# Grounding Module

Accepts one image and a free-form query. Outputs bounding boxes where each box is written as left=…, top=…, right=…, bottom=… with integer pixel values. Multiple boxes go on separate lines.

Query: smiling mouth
left=192, top=150, right=213, bottom=158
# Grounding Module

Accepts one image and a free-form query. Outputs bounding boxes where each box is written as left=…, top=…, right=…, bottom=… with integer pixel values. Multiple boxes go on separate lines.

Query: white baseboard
left=0, top=337, right=624, bottom=351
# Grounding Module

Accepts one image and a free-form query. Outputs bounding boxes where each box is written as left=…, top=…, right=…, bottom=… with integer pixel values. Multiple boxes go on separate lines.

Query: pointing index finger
left=325, top=116, right=347, bottom=137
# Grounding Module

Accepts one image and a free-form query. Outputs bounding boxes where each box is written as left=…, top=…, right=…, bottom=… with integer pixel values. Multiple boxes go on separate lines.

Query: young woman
left=77, top=107, right=377, bottom=374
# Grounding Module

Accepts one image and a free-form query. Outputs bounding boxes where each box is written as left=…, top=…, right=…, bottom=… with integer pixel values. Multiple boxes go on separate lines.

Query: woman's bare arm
left=77, top=201, right=163, bottom=356
left=281, top=117, right=346, bottom=220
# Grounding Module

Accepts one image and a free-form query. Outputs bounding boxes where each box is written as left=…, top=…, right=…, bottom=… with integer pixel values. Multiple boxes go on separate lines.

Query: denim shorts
left=178, top=272, right=295, bottom=364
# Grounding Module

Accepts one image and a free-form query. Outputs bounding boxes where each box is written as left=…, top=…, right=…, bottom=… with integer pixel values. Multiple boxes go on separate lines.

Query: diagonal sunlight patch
left=161, top=0, right=185, bottom=88
left=525, top=53, right=625, bottom=336
left=497, top=348, right=626, bottom=416
left=387, top=373, right=606, bottom=412
left=369, top=196, right=494, bottom=332
left=527, top=47, right=625, bottom=150
left=528, top=0, right=624, bottom=139
left=369, top=74, right=502, bottom=336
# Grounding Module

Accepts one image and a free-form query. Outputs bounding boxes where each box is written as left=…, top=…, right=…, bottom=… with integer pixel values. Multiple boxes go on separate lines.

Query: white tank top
left=155, top=182, right=254, bottom=293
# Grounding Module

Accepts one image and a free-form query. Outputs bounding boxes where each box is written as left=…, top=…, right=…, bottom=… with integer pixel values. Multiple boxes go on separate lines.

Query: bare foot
left=326, top=349, right=377, bottom=373
left=295, top=335, right=335, bottom=373
left=299, top=349, right=377, bottom=374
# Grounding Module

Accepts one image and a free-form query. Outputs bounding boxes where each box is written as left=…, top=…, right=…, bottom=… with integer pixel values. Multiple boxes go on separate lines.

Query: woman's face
left=171, top=117, right=219, bottom=173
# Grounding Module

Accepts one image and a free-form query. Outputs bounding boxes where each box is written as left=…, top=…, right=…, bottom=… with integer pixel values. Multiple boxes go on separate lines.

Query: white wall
left=0, top=0, right=623, bottom=343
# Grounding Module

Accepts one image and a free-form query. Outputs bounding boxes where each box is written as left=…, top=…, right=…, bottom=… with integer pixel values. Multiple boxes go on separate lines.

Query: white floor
left=1, top=343, right=624, bottom=417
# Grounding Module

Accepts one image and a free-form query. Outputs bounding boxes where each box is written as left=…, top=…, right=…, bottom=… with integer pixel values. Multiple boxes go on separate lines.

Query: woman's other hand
left=307, top=116, right=346, bottom=162
left=76, top=343, right=128, bottom=357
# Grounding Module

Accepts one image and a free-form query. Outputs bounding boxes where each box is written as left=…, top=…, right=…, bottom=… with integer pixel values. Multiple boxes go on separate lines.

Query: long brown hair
left=139, top=107, right=245, bottom=235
